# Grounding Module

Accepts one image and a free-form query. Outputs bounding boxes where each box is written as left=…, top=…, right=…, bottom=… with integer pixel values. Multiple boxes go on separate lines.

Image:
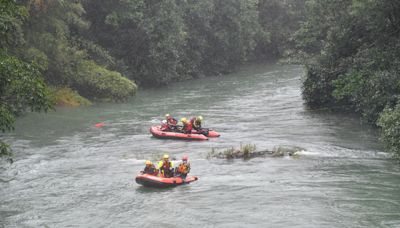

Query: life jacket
left=183, top=122, right=193, bottom=132
left=158, top=160, right=173, bottom=177
left=144, top=164, right=158, bottom=175
left=167, top=117, right=178, bottom=126
left=165, top=161, right=172, bottom=169
left=158, top=160, right=172, bottom=171
left=177, top=162, right=190, bottom=174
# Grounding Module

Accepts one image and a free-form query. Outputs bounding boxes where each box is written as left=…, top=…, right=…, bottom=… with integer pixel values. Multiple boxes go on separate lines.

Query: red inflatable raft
left=135, top=173, right=198, bottom=188
left=150, top=125, right=220, bottom=140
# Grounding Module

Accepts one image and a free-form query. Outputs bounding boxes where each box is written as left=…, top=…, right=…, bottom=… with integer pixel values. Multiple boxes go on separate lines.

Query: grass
left=207, top=144, right=257, bottom=159
left=207, top=144, right=305, bottom=160
left=240, top=143, right=257, bottom=158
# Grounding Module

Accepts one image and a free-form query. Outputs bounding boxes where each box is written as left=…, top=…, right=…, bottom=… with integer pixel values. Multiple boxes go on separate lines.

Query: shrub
left=240, top=143, right=257, bottom=158
left=51, top=87, right=91, bottom=107
left=377, top=105, right=400, bottom=158
left=302, top=63, right=337, bottom=108
left=333, top=69, right=400, bottom=122
left=0, top=142, right=12, bottom=159
left=75, top=60, right=137, bottom=101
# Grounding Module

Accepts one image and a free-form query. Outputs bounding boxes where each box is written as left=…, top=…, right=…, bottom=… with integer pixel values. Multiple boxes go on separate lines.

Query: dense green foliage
left=82, top=0, right=304, bottom=85
left=378, top=106, right=400, bottom=158
left=257, top=0, right=305, bottom=59
left=296, top=0, right=400, bottom=156
left=51, top=87, right=91, bottom=107
left=0, top=0, right=53, bottom=158
left=3, top=0, right=305, bottom=90
left=0, top=53, right=53, bottom=158
left=22, top=0, right=137, bottom=99
left=0, top=0, right=308, bottom=90
left=75, top=60, right=137, bottom=100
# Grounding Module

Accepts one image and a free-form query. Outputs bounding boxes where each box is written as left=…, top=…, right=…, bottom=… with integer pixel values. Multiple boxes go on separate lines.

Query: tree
left=256, top=0, right=306, bottom=60
left=378, top=105, right=400, bottom=158
left=83, top=0, right=297, bottom=85
left=0, top=0, right=53, bottom=158
left=295, top=0, right=400, bottom=156
left=22, top=0, right=137, bottom=99
left=83, top=0, right=187, bottom=86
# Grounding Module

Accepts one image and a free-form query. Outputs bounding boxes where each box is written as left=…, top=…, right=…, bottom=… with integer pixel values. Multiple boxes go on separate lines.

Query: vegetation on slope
left=295, top=0, right=400, bottom=157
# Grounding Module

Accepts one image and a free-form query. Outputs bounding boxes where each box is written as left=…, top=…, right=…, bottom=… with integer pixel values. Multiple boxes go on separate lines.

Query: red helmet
left=182, top=155, right=188, bottom=161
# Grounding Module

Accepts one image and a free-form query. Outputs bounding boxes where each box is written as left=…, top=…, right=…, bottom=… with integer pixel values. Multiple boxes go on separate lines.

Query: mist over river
left=1, top=64, right=400, bottom=227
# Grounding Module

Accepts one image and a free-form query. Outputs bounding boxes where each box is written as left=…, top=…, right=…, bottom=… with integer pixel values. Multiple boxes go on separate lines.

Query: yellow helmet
left=163, top=154, right=169, bottom=159
left=145, top=160, right=152, bottom=165
left=197, top=116, right=203, bottom=121
left=165, top=114, right=170, bottom=118
left=181, top=117, right=187, bottom=123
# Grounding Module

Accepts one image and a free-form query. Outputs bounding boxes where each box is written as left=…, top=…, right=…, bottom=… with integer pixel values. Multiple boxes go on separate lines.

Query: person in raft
left=141, top=160, right=158, bottom=176
left=162, top=114, right=178, bottom=131
left=175, top=155, right=191, bottom=180
left=180, top=117, right=193, bottom=134
left=158, top=154, right=174, bottom=178
left=190, top=116, right=203, bottom=131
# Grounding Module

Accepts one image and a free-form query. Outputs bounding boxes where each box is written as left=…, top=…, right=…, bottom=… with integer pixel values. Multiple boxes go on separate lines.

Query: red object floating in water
left=95, top=122, right=105, bottom=128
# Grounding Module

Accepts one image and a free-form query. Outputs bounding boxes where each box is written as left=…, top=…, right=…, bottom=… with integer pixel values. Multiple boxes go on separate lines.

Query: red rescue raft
left=135, top=173, right=198, bottom=188
left=150, top=125, right=208, bottom=140
left=150, top=125, right=220, bottom=140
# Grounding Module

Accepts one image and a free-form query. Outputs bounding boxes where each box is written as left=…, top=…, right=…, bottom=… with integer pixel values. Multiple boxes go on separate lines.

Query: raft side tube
left=135, top=174, right=198, bottom=188
left=150, top=126, right=208, bottom=140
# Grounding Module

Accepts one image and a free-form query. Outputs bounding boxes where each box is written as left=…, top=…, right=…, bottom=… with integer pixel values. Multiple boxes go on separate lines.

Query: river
left=1, top=64, right=400, bottom=227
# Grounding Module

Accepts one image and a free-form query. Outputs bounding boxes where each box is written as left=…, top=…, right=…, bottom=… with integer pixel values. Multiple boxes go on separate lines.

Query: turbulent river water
left=1, top=64, right=400, bottom=228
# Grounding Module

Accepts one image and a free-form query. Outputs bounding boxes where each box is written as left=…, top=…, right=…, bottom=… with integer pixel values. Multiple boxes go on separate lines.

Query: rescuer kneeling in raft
left=176, top=155, right=191, bottom=180
left=164, top=114, right=178, bottom=131
left=190, top=116, right=203, bottom=131
left=180, top=118, right=193, bottom=134
left=141, top=160, right=158, bottom=176
left=158, top=154, right=174, bottom=178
